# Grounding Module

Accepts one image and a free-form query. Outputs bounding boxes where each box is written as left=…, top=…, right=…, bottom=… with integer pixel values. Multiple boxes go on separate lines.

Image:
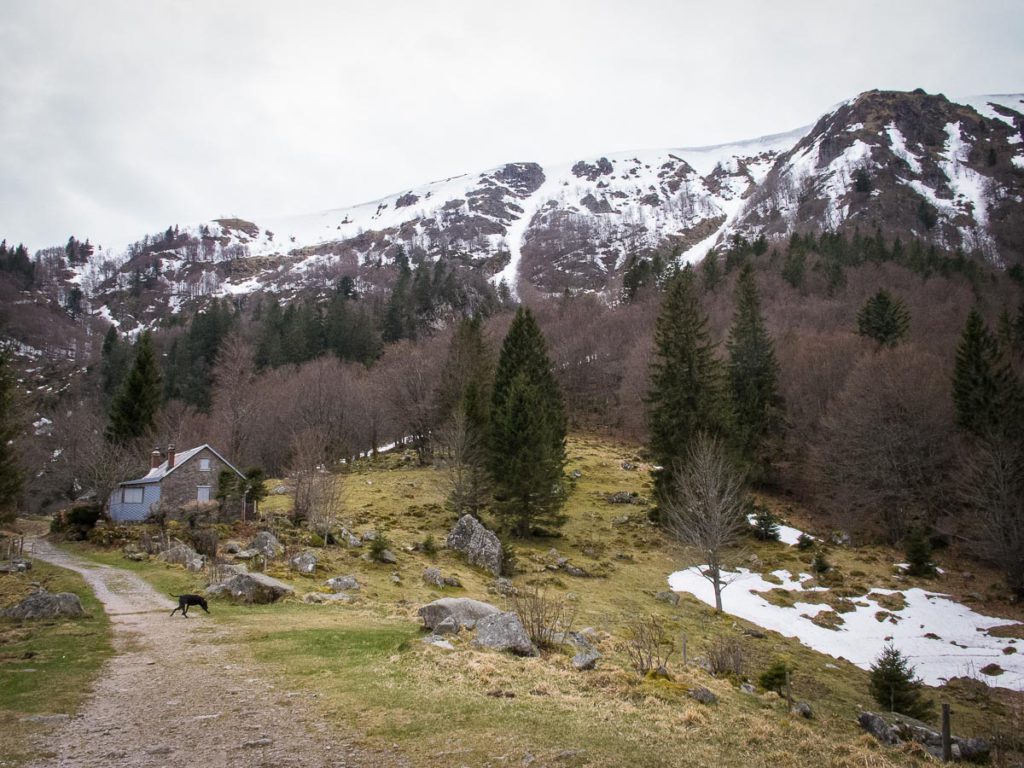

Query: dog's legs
left=170, top=607, right=180, bottom=617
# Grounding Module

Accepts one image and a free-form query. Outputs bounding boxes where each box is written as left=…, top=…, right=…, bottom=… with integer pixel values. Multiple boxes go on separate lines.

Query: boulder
left=689, top=686, right=718, bottom=705
left=207, top=572, right=293, bottom=604
left=491, top=577, right=516, bottom=596
left=222, top=540, right=244, bottom=554
left=740, top=683, right=756, bottom=695
left=857, top=711, right=990, bottom=761
left=422, top=567, right=446, bottom=588
left=434, top=616, right=460, bottom=635
left=473, top=612, right=537, bottom=656
left=157, top=544, right=205, bottom=572
left=572, top=648, right=601, bottom=670
left=290, top=551, right=317, bottom=575
left=303, top=592, right=354, bottom=604
left=446, top=514, right=503, bottom=576
left=2, top=590, right=85, bottom=619
left=324, top=575, right=360, bottom=592
left=249, top=531, right=283, bottom=559
left=792, top=702, right=813, bottom=719
left=377, top=549, right=398, bottom=565
left=418, top=597, right=500, bottom=631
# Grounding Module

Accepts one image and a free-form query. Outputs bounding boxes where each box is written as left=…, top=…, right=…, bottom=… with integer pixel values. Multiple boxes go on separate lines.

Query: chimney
left=151, top=448, right=162, bottom=469
left=167, top=444, right=176, bottom=470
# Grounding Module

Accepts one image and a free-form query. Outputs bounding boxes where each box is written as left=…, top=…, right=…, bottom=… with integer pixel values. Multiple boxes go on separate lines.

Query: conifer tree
left=383, top=248, right=415, bottom=342
left=488, top=308, right=566, bottom=537
left=857, top=290, right=910, bottom=347
left=100, top=326, right=129, bottom=400
left=953, top=308, right=1023, bottom=439
left=646, top=267, right=727, bottom=506
left=106, top=331, right=162, bottom=445
left=727, top=264, right=785, bottom=480
left=869, top=644, right=934, bottom=719
left=0, top=350, right=23, bottom=523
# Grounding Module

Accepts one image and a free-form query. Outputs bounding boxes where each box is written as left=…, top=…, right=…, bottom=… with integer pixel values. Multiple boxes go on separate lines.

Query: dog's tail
left=169, top=593, right=180, bottom=598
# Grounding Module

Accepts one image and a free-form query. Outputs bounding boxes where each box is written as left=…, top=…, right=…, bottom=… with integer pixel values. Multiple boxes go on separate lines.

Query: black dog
left=169, top=593, right=209, bottom=617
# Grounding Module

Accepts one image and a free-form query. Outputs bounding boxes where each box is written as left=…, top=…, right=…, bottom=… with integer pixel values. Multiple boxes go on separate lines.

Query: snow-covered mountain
left=65, top=89, right=1024, bottom=326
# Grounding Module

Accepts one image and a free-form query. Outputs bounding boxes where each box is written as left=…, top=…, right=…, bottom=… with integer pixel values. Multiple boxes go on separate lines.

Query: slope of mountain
left=33, top=89, right=1024, bottom=331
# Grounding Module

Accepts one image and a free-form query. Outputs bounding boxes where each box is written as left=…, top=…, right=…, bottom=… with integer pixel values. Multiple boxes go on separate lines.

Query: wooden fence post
left=941, top=703, right=952, bottom=762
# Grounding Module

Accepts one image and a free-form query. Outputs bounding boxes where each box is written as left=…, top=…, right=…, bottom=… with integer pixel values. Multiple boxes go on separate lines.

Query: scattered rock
left=242, top=738, right=273, bottom=748
left=446, top=514, right=503, bottom=576
left=572, top=648, right=601, bottom=670
left=858, top=711, right=991, bottom=761
left=2, top=590, right=85, bottom=619
left=569, top=469, right=582, bottom=479
left=740, top=683, right=756, bottom=695
left=289, top=551, right=317, bottom=575
left=361, top=530, right=378, bottom=542
left=222, top=540, right=244, bottom=554
left=654, top=591, right=680, bottom=607
left=249, top=531, right=283, bottom=559
left=689, top=686, right=718, bottom=705
left=377, top=549, right=398, bottom=565
left=792, top=701, right=813, bottom=719
left=742, top=628, right=766, bottom=639
left=232, top=549, right=259, bottom=560
left=979, top=662, right=1004, bottom=676
left=157, top=544, right=205, bottom=572
left=422, top=567, right=445, bottom=588
left=606, top=491, right=639, bottom=505
left=391, top=572, right=402, bottom=584
left=124, top=552, right=148, bottom=562
left=621, top=461, right=637, bottom=471
left=418, top=597, right=500, bottom=631
left=422, top=635, right=455, bottom=650
left=0, top=559, right=32, bottom=573
left=303, top=592, right=354, bottom=605
left=473, top=612, right=537, bottom=656
left=207, top=573, right=293, bottom=604
left=324, top=574, right=360, bottom=592
left=491, top=577, right=516, bottom=596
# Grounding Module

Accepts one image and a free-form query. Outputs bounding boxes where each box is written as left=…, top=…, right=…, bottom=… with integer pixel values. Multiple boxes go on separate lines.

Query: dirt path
left=26, top=540, right=403, bottom=768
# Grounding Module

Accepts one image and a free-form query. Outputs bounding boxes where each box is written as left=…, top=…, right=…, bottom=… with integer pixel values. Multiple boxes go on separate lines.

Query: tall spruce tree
left=488, top=307, right=566, bottom=537
left=646, top=267, right=727, bottom=507
left=106, top=331, right=162, bottom=445
left=857, top=290, right=910, bottom=347
left=727, top=264, right=784, bottom=481
left=953, top=308, right=1023, bottom=439
left=0, top=350, right=23, bottom=523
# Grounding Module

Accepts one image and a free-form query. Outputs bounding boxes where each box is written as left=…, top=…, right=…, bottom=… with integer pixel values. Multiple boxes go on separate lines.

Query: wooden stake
left=941, top=703, right=952, bottom=762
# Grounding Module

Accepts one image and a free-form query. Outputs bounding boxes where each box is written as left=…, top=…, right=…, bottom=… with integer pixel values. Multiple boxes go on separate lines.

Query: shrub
left=796, top=532, right=815, bottom=550
left=759, top=660, right=792, bottom=694
left=811, top=549, right=831, bottom=574
left=903, top=527, right=937, bottom=577
left=67, top=504, right=103, bottom=530
left=420, top=534, right=438, bottom=555
left=369, top=528, right=390, bottom=562
left=189, top=528, right=219, bottom=558
left=751, top=505, right=781, bottom=541
left=705, top=635, right=744, bottom=677
left=869, top=643, right=934, bottom=719
left=509, top=586, right=576, bottom=650
left=622, top=615, right=676, bottom=677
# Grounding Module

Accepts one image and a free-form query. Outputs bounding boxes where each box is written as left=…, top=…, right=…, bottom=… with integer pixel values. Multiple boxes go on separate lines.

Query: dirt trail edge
left=26, top=539, right=403, bottom=768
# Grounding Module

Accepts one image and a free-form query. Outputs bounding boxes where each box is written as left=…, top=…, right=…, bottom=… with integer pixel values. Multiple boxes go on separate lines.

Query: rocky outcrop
left=858, top=711, right=990, bottom=762
left=157, top=544, right=205, bottom=572
left=2, top=590, right=85, bottom=619
left=446, top=515, right=502, bottom=576
left=418, top=597, right=500, bottom=631
left=207, top=573, right=293, bottom=604
left=472, top=612, right=537, bottom=656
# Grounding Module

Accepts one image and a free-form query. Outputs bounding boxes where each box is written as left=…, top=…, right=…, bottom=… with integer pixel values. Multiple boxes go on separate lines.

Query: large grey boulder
left=418, top=597, right=500, bottom=631
left=157, top=544, right=205, bottom=572
left=472, top=612, right=537, bottom=656
left=207, top=572, right=293, bottom=604
left=2, top=590, right=85, bottom=619
left=249, top=531, right=283, bottom=559
left=446, top=515, right=503, bottom=576
left=858, top=711, right=990, bottom=761
left=324, top=575, right=360, bottom=592
left=290, top=551, right=317, bottom=575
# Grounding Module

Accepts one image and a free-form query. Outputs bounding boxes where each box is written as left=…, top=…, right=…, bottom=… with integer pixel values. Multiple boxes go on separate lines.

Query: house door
left=197, top=486, right=211, bottom=503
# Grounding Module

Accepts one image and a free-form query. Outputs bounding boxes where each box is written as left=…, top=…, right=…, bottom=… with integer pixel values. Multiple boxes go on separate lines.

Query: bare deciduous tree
left=436, top=406, right=490, bottom=518
left=663, top=433, right=747, bottom=613
left=289, top=427, right=341, bottom=531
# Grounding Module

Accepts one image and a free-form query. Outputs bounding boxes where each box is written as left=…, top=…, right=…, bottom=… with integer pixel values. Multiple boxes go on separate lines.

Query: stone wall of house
left=161, top=448, right=242, bottom=521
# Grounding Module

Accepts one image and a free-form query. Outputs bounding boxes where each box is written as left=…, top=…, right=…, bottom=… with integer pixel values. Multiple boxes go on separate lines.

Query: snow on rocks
left=667, top=567, right=1024, bottom=688
left=746, top=514, right=810, bottom=546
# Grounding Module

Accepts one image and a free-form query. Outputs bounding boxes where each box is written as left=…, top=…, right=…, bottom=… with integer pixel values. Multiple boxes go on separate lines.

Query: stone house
left=108, top=444, right=246, bottom=523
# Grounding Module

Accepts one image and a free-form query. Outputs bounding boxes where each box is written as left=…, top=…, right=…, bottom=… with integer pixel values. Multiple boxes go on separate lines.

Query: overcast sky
left=1, top=0, right=1022, bottom=251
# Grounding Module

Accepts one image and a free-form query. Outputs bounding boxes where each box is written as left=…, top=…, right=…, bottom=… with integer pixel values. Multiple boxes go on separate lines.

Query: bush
left=420, top=534, right=438, bottom=555
left=622, top=615, right=676, bottom=677
left=759, top=660, right=792, bottom=694
left=903, top=527, right=937, bottom=577
left=811, top=549, right=831, bottom=574
left=66, top=504, right=103, bottom=530
left=869, top=643, right=934, bottom=719
left=751, top=505, right=780, bottom=541
left=796, top=532, right=814, bottom=550
left=369, top=528, right=390, bottom=562
left=705, top=635, right=744, bottom=677
left=509, top=586, right=576, bottom=650
left=189, top=528, right=219, bottom=558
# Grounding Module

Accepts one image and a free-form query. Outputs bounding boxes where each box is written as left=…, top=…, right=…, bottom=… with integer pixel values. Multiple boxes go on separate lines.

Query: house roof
left=120, top=444, right=246, bottom=486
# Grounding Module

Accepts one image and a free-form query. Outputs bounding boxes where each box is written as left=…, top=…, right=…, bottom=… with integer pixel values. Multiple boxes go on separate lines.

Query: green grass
left=0, top=560, right=113, bottom=765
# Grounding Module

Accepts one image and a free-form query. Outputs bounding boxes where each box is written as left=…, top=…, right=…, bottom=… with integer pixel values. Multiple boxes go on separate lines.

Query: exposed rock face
left=157, top=544, right=205, bottom=572
left=446, top=515, right=503, bottom=576
left=2, top=590, right=85, bottom=619
left=249, top=531, right=283, bottom=559
left=207, top=573, right=293, bottom=604
left=418, top=597, right=500, bottom=631
left=472, top=612, right=537, bottom=656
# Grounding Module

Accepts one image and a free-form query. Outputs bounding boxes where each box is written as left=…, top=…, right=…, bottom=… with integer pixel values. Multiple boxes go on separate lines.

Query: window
left=199, top=458, right=211, bottom=472
left=123, top=487, right=144, bottom=504
left=197, top=486, right=211, bottom=503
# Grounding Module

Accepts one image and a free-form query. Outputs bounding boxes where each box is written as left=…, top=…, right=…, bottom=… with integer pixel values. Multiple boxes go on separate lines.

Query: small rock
left=792, top=702, right=813, bottom=719
left=742, top=628, right=766, bottom=639
left=689, top=686, right=718, bottom=704
left=569, top=469, right=582, bottom=479
left=473, top=612, right=538, bottom=656
left=422, top=567, right=446, bottom=588
left=563, top=564, right=588, bottom=578
left=654, top=591, right=680, bottom=607
left=378, top=549, right=398, bottom=564
left=572, top=648, right=601, bottom=670
left=621, top=461, right=637, bottom=471
left=361, top=530, right=378, bottom=542
left=289, top=551, right=317, bottom=575
left=303, top=592, right=353, bottom=604
left=249, top=530, right=284, bottom=559
left=491, top=577, right=516, bottom=596
left=422, top=635, right=455, bottom=650
left=740, top=683, right=756, bottom=695
left=391, top=572, right=402, bottom=584
left=324, top=575, right=360, bottom=592
left=242, top=738, right=273, bottom=748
